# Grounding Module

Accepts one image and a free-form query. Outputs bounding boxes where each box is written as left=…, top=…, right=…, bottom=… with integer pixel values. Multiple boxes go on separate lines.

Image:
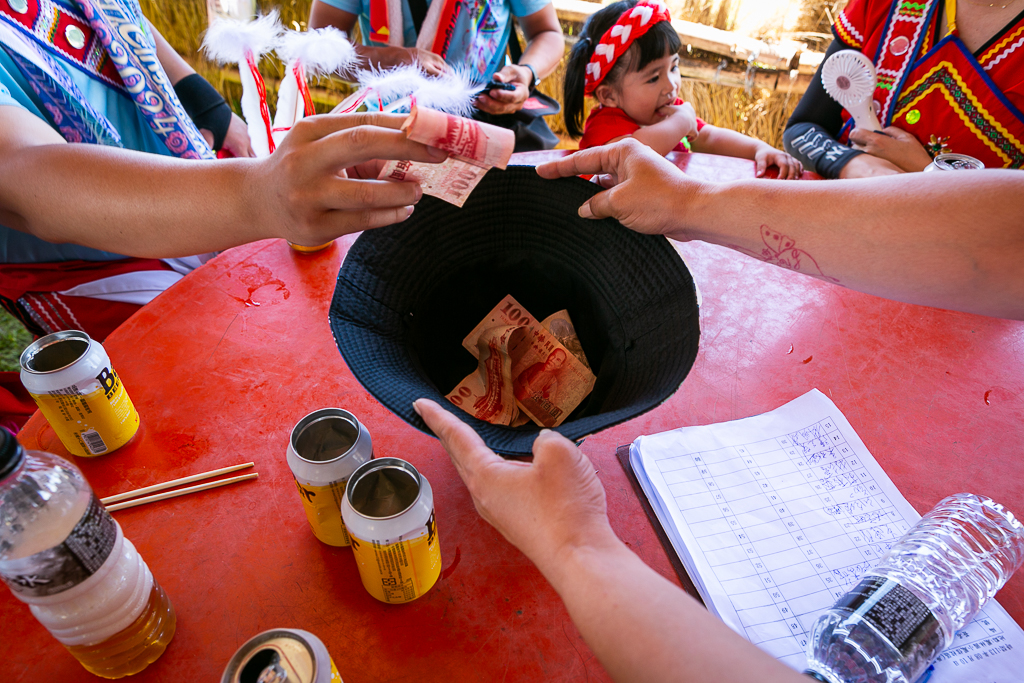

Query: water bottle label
left=0, top=495, right=117, bottom=597
left=836, top=576, right=938, bottom=656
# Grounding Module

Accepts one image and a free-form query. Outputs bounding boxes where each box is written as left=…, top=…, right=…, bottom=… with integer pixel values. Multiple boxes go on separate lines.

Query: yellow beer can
left=19, top=330, right=139, bottom=457
left=341, top=458, right=441, bottom=604
left=287, top=409, right=373, bottom=546
left=287, top=240, right=334, bottom=253
left=220, top=628, right=342, bottom=683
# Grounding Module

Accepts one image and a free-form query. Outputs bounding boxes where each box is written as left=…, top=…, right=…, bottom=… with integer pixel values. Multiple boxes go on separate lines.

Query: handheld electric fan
left=821, top=49, right=883, bottom=132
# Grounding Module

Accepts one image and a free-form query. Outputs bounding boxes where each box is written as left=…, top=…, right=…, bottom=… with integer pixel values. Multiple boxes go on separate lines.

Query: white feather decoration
left=201, top=10, right=281, bottom=63
left=276, top=27, right=358, bottom=77
left=353, top=66, right=482, bottom=116
left=202, top=12, right=283, bottom=158
left=821, top=49, right=883, bottom=132
left=357, top=65, right=430, bottom=106
left=413, top=68, right=482, bottom=118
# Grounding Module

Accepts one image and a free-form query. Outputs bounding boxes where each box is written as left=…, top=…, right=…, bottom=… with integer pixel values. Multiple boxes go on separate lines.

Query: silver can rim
left=220, top=628, right=332, bottom=683
left=346, top=457, right=423, bottom=520
left=19, top=330, right=93, bottom=375
left=290, top=408, right=364, bottom=465
left=932, top=153, right=985, bottom=171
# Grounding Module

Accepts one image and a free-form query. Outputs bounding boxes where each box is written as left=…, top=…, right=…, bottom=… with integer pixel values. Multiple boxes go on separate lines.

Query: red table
left=4, top=153, right=1023, bottom=682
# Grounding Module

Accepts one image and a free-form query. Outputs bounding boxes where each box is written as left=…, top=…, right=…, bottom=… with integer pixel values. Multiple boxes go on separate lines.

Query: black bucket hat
left=330, top=166, right=700, bottom=456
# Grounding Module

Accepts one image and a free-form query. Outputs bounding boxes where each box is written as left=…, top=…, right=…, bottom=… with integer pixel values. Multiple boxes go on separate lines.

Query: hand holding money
left=446, top=296, right=596, bottom=428
left=379, top=104, right=515, bottom=207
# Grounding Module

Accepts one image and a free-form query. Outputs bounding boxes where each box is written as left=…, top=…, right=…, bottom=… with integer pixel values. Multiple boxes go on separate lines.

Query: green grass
left=0, top=309, right=32, bottom=372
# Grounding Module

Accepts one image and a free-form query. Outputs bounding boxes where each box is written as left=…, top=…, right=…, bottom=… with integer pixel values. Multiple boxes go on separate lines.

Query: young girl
left=564, top=0, right=803, bottom=178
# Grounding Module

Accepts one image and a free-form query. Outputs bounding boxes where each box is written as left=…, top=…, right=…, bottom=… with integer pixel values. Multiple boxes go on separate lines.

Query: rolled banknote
left=378, top=104, right=515, bottom=207
left=401, top=103, right=514, bottom=170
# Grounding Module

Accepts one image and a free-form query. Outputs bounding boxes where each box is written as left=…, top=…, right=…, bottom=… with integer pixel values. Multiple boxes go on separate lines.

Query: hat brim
left=330, top=166, right=700, bottom=456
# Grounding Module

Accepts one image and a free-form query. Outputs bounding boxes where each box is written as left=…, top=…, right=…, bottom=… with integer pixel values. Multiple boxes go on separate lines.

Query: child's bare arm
left=613, top=104, right=698, bottom=157
left=692, top=125, right=804, bottom=179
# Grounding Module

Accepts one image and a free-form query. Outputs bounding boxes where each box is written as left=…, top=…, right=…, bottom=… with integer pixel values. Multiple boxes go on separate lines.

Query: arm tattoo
left=729, top=225, right=840, bottom=283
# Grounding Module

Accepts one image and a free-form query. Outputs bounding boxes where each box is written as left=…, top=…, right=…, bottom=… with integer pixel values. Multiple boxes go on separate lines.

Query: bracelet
left=520, top=63, right=538, bottom=91
left=173, top=74, right=232, bottom=151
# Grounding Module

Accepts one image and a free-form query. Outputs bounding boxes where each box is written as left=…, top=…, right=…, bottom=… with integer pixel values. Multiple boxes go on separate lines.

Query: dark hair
left=563, top=0, right=682, bottom=138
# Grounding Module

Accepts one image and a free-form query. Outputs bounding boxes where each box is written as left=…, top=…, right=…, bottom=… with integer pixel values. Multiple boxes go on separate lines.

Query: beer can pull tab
left=239, top=648, right=293, bottom=683
left=224, top=629, right=340, bottom=683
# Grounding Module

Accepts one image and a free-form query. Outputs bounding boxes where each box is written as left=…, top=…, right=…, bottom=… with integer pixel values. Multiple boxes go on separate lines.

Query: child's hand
left=656, top=101, right=699, bottom=141
left=755, top=147, right=804, bottom=179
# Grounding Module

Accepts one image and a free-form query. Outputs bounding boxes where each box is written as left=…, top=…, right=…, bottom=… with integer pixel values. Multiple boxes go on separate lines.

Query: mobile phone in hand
left=479, top=81, right=517, bottom=94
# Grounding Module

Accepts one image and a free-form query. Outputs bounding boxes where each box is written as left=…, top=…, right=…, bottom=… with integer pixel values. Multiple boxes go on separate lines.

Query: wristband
left=173, top=74, right=232, bottom=151
left=520, top=63, right=537, bottom=91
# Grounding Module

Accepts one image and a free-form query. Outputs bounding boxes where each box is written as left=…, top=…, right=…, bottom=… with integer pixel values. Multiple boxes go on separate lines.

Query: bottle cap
left=0, top=429, right=25, bottom=480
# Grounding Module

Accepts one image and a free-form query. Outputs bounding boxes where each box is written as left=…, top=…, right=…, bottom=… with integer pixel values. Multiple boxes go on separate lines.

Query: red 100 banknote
left=378, top=104, right=515, bottom=207
left=448, top=295, right=596, bottom=428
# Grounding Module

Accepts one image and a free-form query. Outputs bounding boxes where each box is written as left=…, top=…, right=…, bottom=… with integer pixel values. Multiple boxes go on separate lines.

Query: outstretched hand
left=535, top=138, right=705, bottom=239
left=413, top=398, right=617, bottom=572
left=250, top=113, right=448, bottom=248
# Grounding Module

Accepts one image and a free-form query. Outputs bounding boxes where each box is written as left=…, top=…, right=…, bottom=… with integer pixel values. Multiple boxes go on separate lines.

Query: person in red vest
left=784, top=0, right=1024, bottom=178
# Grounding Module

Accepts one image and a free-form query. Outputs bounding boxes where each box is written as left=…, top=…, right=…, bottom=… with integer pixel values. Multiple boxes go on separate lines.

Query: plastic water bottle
left=804, top=493, right=1024, bottom=683
left=0, top=430, right=175, bottom=678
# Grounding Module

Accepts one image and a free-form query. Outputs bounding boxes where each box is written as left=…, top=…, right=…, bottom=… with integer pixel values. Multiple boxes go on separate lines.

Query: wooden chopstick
left=104, top=473, right=259, bottom=512
left=100, top=462, right=255, bottom=505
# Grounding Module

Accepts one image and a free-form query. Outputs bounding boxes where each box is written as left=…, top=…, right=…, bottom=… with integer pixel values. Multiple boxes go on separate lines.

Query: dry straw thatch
left=142, top=0, right=842, bottom=149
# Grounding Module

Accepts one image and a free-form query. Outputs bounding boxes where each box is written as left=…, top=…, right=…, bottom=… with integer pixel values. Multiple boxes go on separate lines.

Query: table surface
left=5, top=152, right=1023, bottom=683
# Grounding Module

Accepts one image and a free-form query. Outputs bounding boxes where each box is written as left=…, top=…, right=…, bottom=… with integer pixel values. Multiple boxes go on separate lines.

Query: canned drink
left=923, top=153, right=985, bottom=172
left=340, top=458, right=442, bottom=604
left=19, top=330, right=139, bottom=457
left=287, top=409, right=373, bottom=546
left=221, top=628, right=342, bottom=683
left=288, top=240, right=334, bottom=253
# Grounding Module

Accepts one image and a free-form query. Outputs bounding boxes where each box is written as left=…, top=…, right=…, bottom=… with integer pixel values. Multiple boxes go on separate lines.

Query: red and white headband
left=584, top=0, right=672, bottom=95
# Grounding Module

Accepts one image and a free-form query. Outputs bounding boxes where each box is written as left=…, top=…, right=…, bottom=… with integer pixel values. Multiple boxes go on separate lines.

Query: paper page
left=630, top=389, right=1024, bottom=680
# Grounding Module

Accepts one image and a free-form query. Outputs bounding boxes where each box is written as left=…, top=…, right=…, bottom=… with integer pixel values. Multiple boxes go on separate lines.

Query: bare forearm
left=631, top=118, right=692, bottom=157
left=539, top=538, right=805, bottom=683
left=692, top=125, right=764, bottom=160
left=518, top=29, right=563, bottom=78
left=681, top=171, right=1024, bottom=319
left=309, top=0, right=352, bottom=30
left=0, top=144, right=260, bottom=257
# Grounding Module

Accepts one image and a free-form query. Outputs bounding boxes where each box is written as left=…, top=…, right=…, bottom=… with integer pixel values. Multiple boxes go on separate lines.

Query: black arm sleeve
left=173, top=74, right=232, bottom=151
left=783, top=37, right=865, bottom=179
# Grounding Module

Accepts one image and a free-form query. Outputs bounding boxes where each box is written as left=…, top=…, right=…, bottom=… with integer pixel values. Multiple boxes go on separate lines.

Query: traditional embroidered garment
left=0, top=0, right=216, bottom=345
left=0, top=0, right=214, bottom=159
left=319, top=0, right=550, bottom=81
left=579, top=97, right=705, bottom=151
left=0, top=259, right=179, bottom=340
left=835, top=0, right=1024, bottom=168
